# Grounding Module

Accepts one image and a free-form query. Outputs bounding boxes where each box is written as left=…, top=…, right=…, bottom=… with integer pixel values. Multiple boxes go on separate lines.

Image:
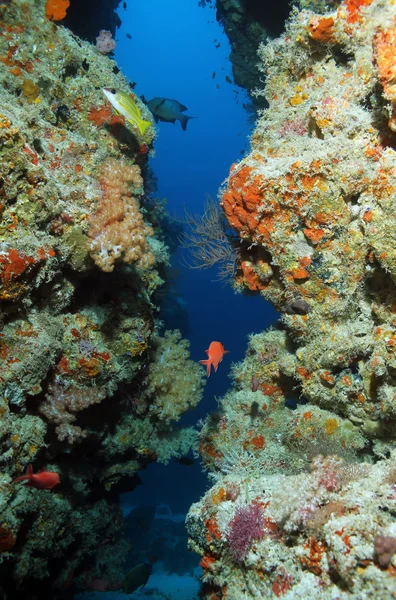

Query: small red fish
left=13, top=464, right=60, bottom=490
left=199, top=341, right=229, bottom=377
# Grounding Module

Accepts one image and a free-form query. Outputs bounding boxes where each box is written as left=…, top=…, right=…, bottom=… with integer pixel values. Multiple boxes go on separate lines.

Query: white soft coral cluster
left=144, top=330, right=205, bottom=423
left=88, top=158, right=155, bottom=272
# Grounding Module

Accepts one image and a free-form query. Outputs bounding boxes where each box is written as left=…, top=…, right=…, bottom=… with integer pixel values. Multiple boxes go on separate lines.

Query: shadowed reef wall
left=0, top=1, right=204, bottom=596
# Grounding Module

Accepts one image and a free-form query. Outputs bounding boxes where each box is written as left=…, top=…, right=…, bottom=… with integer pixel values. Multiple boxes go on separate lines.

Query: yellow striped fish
left=103, top=88, right=152, bottom=136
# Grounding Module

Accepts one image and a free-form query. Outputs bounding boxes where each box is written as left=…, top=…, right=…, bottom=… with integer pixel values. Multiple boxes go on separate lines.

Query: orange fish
left=13, top=464, right=60, bottom=490
left=199, top=341, right=229, bottom=377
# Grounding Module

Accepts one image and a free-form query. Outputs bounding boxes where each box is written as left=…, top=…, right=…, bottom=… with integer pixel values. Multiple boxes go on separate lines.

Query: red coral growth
left=308, top=16, right=335, bottom=43
left=45, top=0, right=70, bottom=21
left=221, top=165, right=267, bottom=240
left=344, top=0, right=373, bottom=23
left=0, top=526, right=16, bottom=552
left=88, top=103, right=112, bottom=127
left=0, top=247, right=55, bottom=301
left=300, top=536, right=326, bottom=575
left=205, top=516, right=222, bottom=541
left=272, top=568, right=293, bottom=597
left=0, top=249, right=37, bottom=301
left=373, top=22, right=396, bottom=132
left=200, top=554, right=216, bottom=570
left=238, top=260, right=265, bottom=291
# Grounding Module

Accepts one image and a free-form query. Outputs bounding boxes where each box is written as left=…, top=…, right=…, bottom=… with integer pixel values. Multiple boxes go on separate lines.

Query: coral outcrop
left=187, top=0, right=396, bottom=597
left=202, top=0, right=290, bottom=105
left=0, top=0, right=204, bottom=596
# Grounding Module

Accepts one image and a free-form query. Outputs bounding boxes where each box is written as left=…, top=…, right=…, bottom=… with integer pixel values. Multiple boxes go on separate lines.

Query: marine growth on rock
left=187, top=0, right=396, bottom=598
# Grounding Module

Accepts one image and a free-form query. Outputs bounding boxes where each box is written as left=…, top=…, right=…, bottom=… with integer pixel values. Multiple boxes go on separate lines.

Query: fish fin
left=27, top=464, right=33, bottom=476
left=179, top=115, right=196, bottom=131
left=179, top=103, right=188, bottom=112
left=199, top=359, right=211, bottom=377
left=214, top=363, right=219, bottom=372
left=223, top=350, right=230, bottom=354
left=153, top=114, right=159, bottom=123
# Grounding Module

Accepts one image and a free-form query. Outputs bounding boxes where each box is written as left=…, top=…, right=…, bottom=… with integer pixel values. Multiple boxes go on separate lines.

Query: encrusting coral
left=0, top=0, right=204, bottom=596
left=187, top=0, right=396, bottom=598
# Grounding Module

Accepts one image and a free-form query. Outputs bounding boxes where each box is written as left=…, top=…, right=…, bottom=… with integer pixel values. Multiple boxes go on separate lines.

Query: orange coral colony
left=45, top=0, right=70, bottom=21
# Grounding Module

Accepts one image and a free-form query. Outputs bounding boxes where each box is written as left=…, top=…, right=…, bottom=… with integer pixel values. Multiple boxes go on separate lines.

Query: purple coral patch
left=226, top=501, right=266, bottom=562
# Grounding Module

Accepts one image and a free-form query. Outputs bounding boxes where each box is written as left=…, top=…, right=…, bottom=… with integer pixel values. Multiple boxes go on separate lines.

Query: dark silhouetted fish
left=123, top=562, right=152, bottom=594
left=147, top=97, right=195, bottom=131
left=123, top=2, right=127, bottom=9
left=226, top=75, right=232, bottom=84
left=212, top=71, right=216, bottom=79
left=177, top=456, right=195, bottom=466
left=126, top=33, right=132, bottom=39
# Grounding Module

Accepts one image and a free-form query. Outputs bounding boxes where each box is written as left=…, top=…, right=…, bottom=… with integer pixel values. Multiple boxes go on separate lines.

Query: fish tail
left=138, top=118, right=152, bottom=136
left=179, top=115, right=193, bottom=131
left=199, top=359, right=211, bottom=377
left=13, top=464, right=33, bottom=483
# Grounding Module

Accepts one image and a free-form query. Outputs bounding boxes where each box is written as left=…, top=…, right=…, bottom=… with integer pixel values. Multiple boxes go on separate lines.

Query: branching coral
left=88, top=158, right=155, bottom=273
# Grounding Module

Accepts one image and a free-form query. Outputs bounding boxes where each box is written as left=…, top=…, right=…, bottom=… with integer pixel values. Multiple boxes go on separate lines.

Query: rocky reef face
left=211, top=0, right=290, bottom=104
left=216, top=0, right=289, bottom=103
left=0, top=1, right=204, bottom=596
left=187, top=0, right=396, bottom=597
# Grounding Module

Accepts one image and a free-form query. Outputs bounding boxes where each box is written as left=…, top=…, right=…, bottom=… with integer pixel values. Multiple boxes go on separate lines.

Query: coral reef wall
left=187, top=0, right=396, bottom=598
left=0, top=1, right=204, bottom=596
left=207, top=0, right=290, bottom=105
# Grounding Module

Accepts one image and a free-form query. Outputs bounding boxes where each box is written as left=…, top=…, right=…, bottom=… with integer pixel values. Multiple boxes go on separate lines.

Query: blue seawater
left=88, top=1, right=278, bottom=597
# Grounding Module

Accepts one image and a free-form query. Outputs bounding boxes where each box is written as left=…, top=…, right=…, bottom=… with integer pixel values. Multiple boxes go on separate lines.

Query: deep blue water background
left=115, top=0, right=277, bottom=515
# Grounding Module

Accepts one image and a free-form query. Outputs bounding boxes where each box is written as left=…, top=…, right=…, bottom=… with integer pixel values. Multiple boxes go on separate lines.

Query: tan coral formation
left=187, top=0, right=396, bottom=598
left=88, top=158, right=155, bottom=273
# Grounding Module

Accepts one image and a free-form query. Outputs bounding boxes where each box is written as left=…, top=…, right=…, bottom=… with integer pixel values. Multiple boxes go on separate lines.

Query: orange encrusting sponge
left=45, top=0, right=70, bottom=21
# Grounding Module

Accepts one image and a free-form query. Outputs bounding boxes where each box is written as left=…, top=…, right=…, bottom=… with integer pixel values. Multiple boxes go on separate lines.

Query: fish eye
left=110, top=88, right=116, bottom=94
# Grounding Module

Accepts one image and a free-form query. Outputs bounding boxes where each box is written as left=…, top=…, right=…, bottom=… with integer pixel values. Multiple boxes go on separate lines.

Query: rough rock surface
left=187, top=0, right=396, bottom=597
